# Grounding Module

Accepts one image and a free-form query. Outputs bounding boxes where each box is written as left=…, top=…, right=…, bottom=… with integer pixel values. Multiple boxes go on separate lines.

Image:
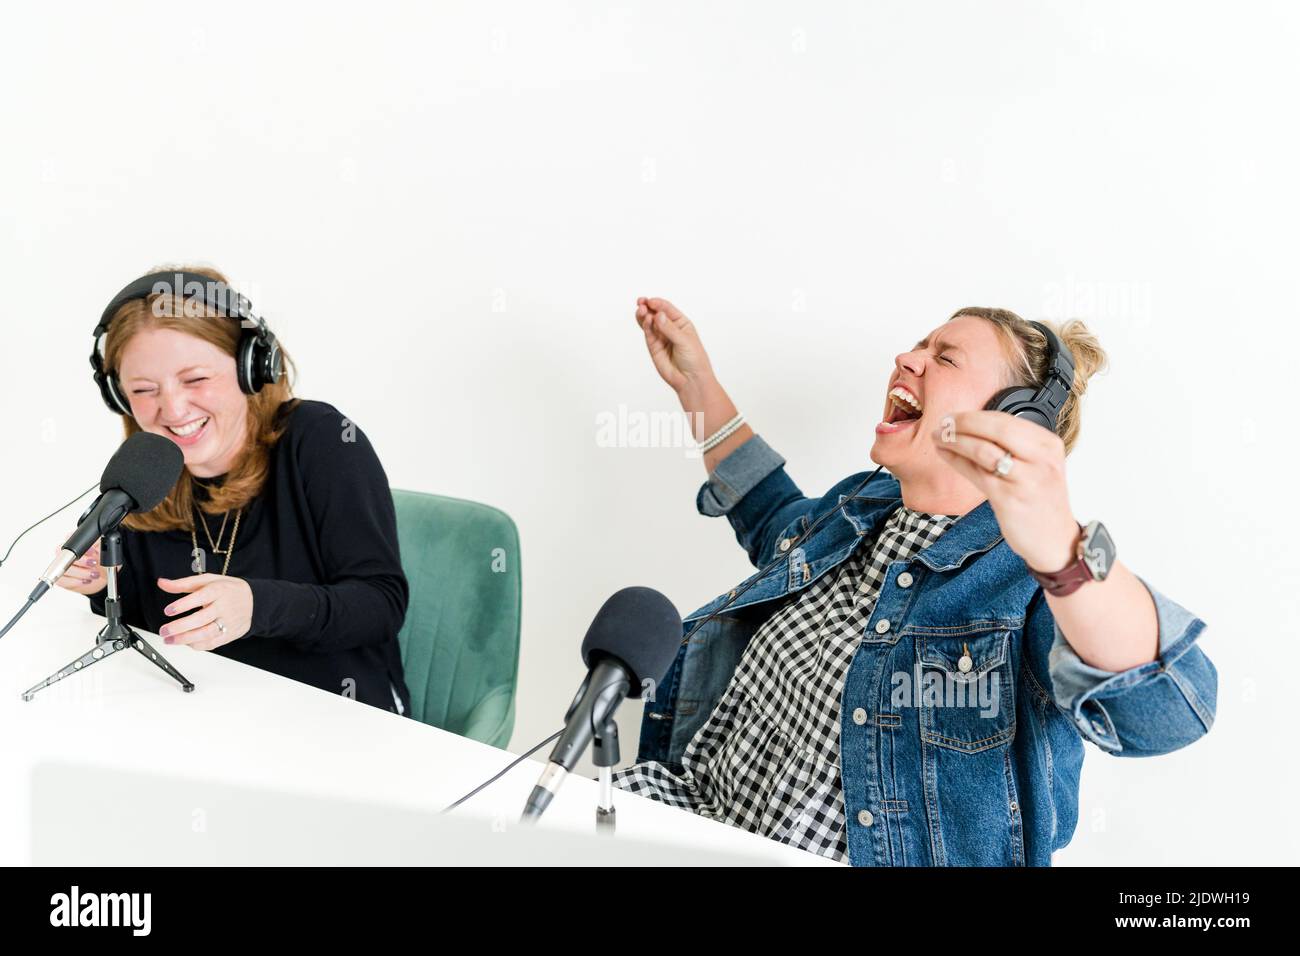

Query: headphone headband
left=91, top=270, right=282, bottom=416
left=94, top=271, right=263, bottom=336
left=1028, top=319, right=1074, bottom=410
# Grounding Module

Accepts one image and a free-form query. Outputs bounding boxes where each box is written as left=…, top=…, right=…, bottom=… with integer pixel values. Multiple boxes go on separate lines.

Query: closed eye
left=185, top=377, right=209, bottom=385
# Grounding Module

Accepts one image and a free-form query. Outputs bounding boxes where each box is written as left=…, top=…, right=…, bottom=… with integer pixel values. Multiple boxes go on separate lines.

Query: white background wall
left=2, top=0, right=1295, bottom=865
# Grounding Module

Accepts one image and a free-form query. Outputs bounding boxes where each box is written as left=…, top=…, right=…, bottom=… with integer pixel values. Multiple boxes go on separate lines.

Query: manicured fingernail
left=164, top=636, right=174, bottom=645
left=164, top=605, right=175, bottom=615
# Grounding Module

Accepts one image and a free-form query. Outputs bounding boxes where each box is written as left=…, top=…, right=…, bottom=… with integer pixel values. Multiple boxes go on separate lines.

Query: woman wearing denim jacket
left=613, top=297, right=1216, bottom=866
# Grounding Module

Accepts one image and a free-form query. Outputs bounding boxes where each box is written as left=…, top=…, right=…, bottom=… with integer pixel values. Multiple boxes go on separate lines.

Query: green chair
left=390, top=489, right=522, bottom=749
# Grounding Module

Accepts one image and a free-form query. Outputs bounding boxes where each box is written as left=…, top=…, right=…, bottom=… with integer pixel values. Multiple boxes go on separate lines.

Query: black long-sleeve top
left=90, top=399, right=411, bottom=714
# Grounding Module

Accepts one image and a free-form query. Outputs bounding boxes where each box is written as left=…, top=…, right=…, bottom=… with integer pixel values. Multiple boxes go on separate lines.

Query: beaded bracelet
left=699, top=412, right=745, bottom=453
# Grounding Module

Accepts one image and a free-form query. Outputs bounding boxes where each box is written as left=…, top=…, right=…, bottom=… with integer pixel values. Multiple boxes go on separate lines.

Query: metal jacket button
left=857, top=809, right=874, bottom=827
left=778, top=538, right=792, bottom=553
left=897, top=571, right=913, bottom=588
left=874, top=619, right=891, bottom=634
left=852, top=708, right=867, bottom=725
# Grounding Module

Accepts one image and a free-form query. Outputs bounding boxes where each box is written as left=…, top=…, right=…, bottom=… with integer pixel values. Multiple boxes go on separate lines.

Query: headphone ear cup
left=1014, top=407, right=1054, bottom=431
left=261, top=336, right=283, bottom=388
left=236, top=337, right=251, bottom=394
left=237, top=332, right=259, bottom=394
left=237, top=330, right=284, bottom=394
left=986, top=386, right=1055, bottom=431
left=984, top=386, right=1030, bottom=415
left=103, top=373, right=132, bottom=417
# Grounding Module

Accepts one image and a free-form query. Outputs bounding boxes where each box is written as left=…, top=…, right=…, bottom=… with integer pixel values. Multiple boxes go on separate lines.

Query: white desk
left=0, top=580, right=836, bottom=866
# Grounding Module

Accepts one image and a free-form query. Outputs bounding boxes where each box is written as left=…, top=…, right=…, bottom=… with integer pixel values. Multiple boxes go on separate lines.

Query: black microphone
left=34, top=432, right=183, bottom=598
left=521, top=586, right=682, bottom=821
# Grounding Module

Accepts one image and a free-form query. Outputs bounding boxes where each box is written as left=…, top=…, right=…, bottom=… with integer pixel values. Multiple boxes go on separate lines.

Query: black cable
left=441, top=729, right=564, bottom=814
left=0, top=483, right=99, bottom=571
left=0, top=593, right=41, bottom=642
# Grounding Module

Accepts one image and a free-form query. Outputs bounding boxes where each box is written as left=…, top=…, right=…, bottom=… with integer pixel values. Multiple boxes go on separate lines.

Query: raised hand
left=932, top=411, right=1080, bottom=574
left=635, top=296, right=716, bottom=397
left=632, top=296, right=753, bottom=471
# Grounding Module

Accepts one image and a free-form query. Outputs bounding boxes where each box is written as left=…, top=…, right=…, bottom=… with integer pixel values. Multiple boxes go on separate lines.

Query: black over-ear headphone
left=91, top=271, right=284, bottom=416
left=983, top=319, right=1074, bottom=432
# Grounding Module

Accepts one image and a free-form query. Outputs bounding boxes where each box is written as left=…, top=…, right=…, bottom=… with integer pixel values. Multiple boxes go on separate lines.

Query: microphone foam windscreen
left=100, top=431, right=185, bottom=513
left=581, top=586, right=683, bottom=697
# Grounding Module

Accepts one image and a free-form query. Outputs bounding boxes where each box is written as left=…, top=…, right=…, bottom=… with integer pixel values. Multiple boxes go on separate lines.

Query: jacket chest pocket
left=915, top=630, right=1016, bottom=753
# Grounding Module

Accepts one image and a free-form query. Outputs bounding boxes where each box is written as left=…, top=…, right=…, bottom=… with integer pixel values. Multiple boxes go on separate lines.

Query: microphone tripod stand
left=592, top=716, right=619, bottom=833
left=22, top=531, right=195, bottom=701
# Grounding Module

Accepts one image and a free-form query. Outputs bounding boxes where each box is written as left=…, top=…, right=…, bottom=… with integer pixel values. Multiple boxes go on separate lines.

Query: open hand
left=157, top=574, right=254, bottom=651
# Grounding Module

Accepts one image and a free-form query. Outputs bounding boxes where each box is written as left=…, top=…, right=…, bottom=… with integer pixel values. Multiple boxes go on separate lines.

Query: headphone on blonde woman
left=90, top=270, right=284, bottom=416
left=982, top=320, right=1075, bottom=433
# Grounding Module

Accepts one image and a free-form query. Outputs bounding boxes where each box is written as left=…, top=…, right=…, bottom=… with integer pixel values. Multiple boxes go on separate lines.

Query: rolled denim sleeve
left=696, top=434, right=787, bottom=516
left=695, top=434, right=818, bottom=568
left=1045, top=575, right=1216, bottom=756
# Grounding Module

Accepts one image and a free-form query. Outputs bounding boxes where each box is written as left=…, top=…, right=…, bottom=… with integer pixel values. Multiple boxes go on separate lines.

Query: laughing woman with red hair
left=56, top=266, right=411, bottom=714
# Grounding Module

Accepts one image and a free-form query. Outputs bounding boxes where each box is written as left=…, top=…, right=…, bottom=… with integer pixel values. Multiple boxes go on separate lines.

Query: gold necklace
left=190, top=508, right=242, bottom=576
left=196, top=508, right=231, bottom=553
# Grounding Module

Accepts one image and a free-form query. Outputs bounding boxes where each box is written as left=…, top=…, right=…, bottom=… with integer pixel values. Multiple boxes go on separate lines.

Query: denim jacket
left=635, top=436, right=1217, bottom=866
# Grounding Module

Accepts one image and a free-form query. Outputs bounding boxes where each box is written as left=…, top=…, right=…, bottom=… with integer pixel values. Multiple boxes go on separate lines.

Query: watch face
left=1082, top=520, right=1115, bottom=580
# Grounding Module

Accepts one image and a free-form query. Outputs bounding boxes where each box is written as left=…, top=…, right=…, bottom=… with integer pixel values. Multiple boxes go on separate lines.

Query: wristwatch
left=1029, top=520, right=1116, bottom=597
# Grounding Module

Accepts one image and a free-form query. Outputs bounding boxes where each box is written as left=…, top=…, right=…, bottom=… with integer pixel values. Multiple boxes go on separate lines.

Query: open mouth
left=166, top=417, right=209, bottom=437
left=883, top=386, right=924, bottom=425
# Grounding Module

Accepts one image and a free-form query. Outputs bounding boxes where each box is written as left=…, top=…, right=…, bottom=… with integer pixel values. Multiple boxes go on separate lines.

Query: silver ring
left=216, top=619, right=226, bottom=634
left=994, top=451, right=1014, bottom=477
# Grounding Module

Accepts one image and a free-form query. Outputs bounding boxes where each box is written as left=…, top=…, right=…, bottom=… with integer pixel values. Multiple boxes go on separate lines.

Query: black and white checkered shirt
left=613, top=504, right=956, bottom=861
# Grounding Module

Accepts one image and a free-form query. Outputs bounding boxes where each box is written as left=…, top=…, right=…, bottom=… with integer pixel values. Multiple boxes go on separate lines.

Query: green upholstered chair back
left=390, top=489, right=521, bottom=749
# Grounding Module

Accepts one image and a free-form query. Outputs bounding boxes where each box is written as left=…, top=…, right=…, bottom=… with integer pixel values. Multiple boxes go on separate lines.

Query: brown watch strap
left=1029, top=522, right=1092, bottom=597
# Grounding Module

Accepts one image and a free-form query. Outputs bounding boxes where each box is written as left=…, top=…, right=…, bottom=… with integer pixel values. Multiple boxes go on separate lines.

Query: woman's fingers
left=643, top=320, right=681, bottom=385
left=636, top=299, right=685, bottom=386
left=652, top=310, right=692, bottom=346
left=635, top=296, right=709, bottom=392
left=48, top=545, right=108, bottom=594
left=644, top=297, right=687, bottom=322
left=55, top=568, right=104, bottom=594
left=52, top=549, right=89, bottom=584
left=160, top=605, right=218, bottom=643
left=69, top=559, right=99, bottom=580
